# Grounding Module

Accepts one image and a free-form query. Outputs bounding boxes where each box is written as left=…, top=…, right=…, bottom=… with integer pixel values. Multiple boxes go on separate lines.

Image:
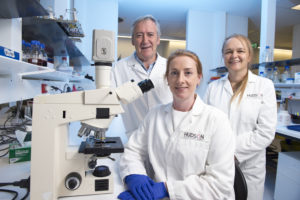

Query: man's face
left=132, top=20, right=160, bottom=63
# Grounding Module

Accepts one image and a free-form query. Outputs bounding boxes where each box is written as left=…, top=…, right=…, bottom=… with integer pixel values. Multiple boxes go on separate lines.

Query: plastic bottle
left=266, top=68, right=273, bottom=80
left=263, top=45, right=273, bottom=63
left=22, top=40, right=31, bottom=62
left=39, top=43, right=48, bottom=67
left=281, top=65, right=291, bottom=83
left=56, top=57, right=73, bottom=74
left=272, top=66, right=280, bottom=83
left=259, top=71, right=265, bottom=77
left=28, top=40, right=43, bottom=66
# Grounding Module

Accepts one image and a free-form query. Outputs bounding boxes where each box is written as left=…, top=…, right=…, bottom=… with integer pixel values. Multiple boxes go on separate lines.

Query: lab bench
left=274, top=126, right=300, bottom=200
left=0, top=153, right=125, bottom=200
left=276, top=125, right=300, bottom=141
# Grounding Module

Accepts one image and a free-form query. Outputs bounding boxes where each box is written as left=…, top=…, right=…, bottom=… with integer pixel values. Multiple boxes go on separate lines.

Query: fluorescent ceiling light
left=291, top=4, right=300, bottom=10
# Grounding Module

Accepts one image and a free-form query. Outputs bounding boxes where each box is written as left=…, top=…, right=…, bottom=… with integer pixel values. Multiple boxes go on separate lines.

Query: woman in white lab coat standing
left=118, top=50, right=235, bottom=200
left=204, top=34, right=277, bottom=200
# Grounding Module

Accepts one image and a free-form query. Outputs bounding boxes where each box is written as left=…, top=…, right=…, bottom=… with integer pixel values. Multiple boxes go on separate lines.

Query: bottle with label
left=259, top=71, right=265, bottom=77
left=263, top=45, right=273, bottom=63
left=272, top=66, right=280, bottom=83
left=39, top=43, right=48, bottom=67
left=281, top=65, right=291, bottom=83
left=28, top=40, right=43, bottom=66
left=56, top=56, right=73, bottom=74
left=22, top=40, right=31, bottom=63
left=266, top=68, right=273, bottom=80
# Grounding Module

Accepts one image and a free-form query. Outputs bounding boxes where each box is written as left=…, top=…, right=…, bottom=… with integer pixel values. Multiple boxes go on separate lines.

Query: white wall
left=75, top=0, right=118, bottom=63
left=186, top=10, right=248, bottom=97
left=226, top=14, right=248, bottom=37
left=0, top=18, right=22, bottom=53
left=186, top=10, right=225, bottom=97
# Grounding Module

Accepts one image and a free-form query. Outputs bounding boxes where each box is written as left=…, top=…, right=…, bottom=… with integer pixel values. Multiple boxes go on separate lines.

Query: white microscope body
left=30, top=30, right=154, bottom=199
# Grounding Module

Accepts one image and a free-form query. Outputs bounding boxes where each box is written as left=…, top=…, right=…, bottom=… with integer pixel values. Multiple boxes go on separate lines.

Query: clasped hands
left=118, top=174, right=169, bottom=200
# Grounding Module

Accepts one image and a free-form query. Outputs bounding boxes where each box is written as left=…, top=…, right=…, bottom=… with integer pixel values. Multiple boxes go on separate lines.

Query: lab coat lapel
left=222, top=74, right=234, bottom=96
left=164, top=104, right=174, bottom=135
left=127, top=53, right=148, bottom=76
left=149, top=54, right=166, bottom=78
left=230, top=71, right=255, bottom=120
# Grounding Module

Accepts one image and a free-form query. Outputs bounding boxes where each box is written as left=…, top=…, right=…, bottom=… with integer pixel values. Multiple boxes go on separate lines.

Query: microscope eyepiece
left=138, top=79, right=154, bottom=93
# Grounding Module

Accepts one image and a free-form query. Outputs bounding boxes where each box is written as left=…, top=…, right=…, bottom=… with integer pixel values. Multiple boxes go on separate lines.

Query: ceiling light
left=291, top=4, right=300, bottom=10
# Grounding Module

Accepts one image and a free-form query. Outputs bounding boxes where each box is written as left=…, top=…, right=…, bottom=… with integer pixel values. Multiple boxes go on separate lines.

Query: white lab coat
left=204, top=71, right=277, bottom=200
left=119, top=95, right=235, bottom=200
left=111, top=53, right=172, bottom=136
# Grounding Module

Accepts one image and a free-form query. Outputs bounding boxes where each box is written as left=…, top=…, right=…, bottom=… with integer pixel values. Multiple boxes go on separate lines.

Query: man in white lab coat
left=204, top=34, right=277, bottom=200
left=118, top=50, right=235, bottom=200
left=111, top=15, right=172, bottom=137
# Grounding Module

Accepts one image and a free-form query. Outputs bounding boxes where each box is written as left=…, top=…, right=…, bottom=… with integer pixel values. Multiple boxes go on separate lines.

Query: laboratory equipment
left=288, top=99, right=300, bottom=124
left=30, top=30, right=154, bottom=199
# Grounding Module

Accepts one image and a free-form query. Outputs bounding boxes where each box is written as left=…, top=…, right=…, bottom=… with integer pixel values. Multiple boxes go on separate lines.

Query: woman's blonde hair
left=222, top=34, right=253, bottom=104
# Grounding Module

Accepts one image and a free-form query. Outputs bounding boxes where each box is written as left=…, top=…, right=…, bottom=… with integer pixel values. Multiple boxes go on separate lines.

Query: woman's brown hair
left=165, top=49, right=203, bottom=79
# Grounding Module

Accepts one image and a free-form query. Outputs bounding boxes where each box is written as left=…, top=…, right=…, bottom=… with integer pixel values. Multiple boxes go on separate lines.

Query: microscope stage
left=79, top=137, right=124, bottom=156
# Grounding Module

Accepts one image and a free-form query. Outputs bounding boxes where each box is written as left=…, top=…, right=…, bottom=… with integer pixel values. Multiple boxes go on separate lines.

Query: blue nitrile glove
left=148, top=179, right=169, bottom=200
left=118, top=190, right=135, bottom=200
left=125, top=174, right=154, bottom=200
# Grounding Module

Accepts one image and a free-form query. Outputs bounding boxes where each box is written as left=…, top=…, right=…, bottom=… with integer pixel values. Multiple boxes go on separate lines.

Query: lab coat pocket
left=175, top=138, right=209, bottom=177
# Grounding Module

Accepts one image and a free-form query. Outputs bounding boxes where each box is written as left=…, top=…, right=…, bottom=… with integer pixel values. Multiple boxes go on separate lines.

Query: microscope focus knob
left=93, top=165, right=111, bottom=177
left=65, top=172, right=82, bottom=190
left=88, top=158, right=97, bottom=169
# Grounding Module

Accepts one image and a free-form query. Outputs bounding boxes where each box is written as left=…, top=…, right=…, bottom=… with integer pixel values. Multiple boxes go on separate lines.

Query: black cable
left=0, top=188, right=18, bottom=200
left=0, top=177, right=30, bottom=200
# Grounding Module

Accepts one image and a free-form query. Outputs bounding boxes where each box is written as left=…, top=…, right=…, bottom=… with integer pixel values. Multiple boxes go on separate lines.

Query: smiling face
left=223, top=37, right=251, bottom=75
left=167, top=56, right=202, bottom=104
left=132, top=19, right=160, bottom=65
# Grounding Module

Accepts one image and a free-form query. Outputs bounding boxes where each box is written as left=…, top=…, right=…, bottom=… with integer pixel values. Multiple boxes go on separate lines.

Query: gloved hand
left=149, top=179, right=169, bottom=199
left=118, top=190, right=135, bottom=200
left=124, top=174, right=154, bottom=200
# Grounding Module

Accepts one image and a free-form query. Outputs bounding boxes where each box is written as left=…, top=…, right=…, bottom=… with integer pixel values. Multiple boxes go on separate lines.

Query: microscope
left=30, top=30, right=154, bottom=199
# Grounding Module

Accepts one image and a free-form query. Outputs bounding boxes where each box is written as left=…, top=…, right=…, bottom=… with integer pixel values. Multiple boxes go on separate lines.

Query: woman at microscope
left=117, top=49, right=235, bottom=200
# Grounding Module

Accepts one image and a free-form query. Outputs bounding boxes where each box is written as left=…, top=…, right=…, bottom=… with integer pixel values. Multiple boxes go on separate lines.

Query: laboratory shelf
left=261, top=58, right=300, bottom=68
left=21, top=70, right=87, bottom=82
left=0, top=56, right=87, bottom=82
left=274, top=83, right=300, bottom=88
left=211, top=58, right=300, bottom=72
left=0, top=0, right=48, bottom=19
left=0, top=56, right=49, bottom=75
left=22, top=17, right=90, bottom=67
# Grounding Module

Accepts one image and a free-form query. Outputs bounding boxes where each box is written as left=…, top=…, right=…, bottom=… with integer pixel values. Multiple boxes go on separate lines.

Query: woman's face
left=167, top=56, right=201, bottom=102
left=223, top=37, right=251, bottom=74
